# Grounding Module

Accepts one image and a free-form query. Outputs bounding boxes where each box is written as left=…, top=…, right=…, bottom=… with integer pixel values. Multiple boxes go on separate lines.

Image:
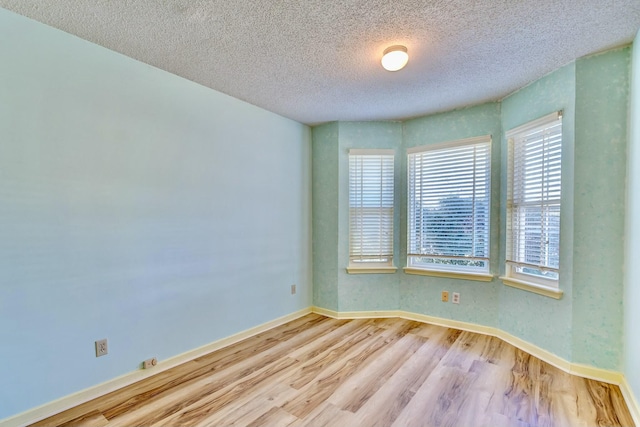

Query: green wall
left=312, top=48, right=631, bottom=371
left=312, top=123, right=340, bottom=310
left=499, top=62, right=576, bottom=363
left=311, top=106, right=502, bottom=319
left=624, top=30, right=640, bottom=405
left=573, top=48, right=629, bottom=369
left=337, top=122, right=403, bottom=311
left=401, top=104, right=502, bottom=326
left=0, top=8, right=312, bottom=419
left=312, top=122, right=403, bottom=312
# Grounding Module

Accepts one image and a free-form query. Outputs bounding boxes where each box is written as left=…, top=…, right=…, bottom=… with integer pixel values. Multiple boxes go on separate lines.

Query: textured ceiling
left=1, top=1, right=639, bottom=125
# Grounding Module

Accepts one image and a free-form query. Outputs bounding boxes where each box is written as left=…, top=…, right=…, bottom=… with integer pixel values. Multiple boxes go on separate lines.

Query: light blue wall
left=572, top=48, right=629, bottom=370
left=624, top=30, right=640, bottom=404
left=499, top=63, right=576, bottom=363
left=312, top=48, right=632, bottom=372
left=0, top=9, right=311, bottom=419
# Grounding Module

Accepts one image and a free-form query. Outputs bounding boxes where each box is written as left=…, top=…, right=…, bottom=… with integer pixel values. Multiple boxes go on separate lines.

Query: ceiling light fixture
left=381, top=45, right=408, bottom=71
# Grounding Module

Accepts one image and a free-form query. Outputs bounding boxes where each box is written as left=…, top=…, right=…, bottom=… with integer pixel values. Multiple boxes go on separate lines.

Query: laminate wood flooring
left=31, top=314, right=635, bottom=427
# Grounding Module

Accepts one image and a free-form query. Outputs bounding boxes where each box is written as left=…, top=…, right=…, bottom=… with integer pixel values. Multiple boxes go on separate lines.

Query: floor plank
left=29, top=314, right=635, bottom=427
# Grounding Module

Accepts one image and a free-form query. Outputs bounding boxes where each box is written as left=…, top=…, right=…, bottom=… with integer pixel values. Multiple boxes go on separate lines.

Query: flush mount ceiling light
left=381, top=45, right=408, bottom=71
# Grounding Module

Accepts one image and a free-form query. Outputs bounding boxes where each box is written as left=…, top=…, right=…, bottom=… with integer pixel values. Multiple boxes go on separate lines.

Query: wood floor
left=31, top=314, right=634, bottom=427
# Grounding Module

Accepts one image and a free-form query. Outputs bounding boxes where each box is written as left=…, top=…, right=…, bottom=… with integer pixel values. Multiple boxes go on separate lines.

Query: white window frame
left=502, top=111, right=563, bottom=298
left=405, top=136, right=492, bottom=280
left=347, top=149, right=396, bottom=274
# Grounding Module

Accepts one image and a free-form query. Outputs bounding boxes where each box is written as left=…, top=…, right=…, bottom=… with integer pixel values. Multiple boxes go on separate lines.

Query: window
left=407, top=136, right=491, bottom=276
left=348, top=149, right=395, bottom=272
left=504, top=112, right=562, bottom=292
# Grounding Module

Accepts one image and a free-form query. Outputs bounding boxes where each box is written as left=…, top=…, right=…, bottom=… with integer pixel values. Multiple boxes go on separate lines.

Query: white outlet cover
left=452, top=292, right=460, bottom=304
left=95, top=339, right=108, bottom=357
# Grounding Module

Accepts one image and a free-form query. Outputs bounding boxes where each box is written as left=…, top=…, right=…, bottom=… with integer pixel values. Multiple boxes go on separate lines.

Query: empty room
left=1, top=1, right=640, bottom=426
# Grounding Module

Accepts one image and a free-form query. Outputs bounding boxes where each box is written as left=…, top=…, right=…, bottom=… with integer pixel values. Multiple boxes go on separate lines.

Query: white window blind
left=506, top=112, right=562, bottom=284
left=407, top=136, right=491, bottom=273
left=349, top=149, right=395, bottom=265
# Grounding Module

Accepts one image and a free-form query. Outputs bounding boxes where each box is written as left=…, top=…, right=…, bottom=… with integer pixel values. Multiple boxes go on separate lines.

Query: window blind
left=407, top=136, right=491, bottom=272
left=349, top=150, right=395, bottom=265
left=506, top=112, right=562, bottom=281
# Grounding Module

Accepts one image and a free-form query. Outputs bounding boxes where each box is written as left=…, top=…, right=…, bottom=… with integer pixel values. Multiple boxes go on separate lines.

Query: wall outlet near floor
left=441, top=291, right=449, bottom=302
left=143, top=357, right=158, bottom=369
left=95, top=339, right=108, bottom=357
left=291, top=284, right=296, bottom=295
left=452, top=292, right=460, bottom=304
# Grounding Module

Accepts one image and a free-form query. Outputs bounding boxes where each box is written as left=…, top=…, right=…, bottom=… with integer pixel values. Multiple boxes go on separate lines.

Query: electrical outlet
left=452, top=292, right=460, bottom=304
left=291, top=284, right=296, bottom=295
left=95, top=339, right=108, bottom=357
left=143, top=357, right=158, bottom=369
left=441, top=291, right=449, bottom=302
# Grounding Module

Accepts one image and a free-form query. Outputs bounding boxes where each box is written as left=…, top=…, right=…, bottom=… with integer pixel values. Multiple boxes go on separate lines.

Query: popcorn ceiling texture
left=1, top=0, right=638, bottom=124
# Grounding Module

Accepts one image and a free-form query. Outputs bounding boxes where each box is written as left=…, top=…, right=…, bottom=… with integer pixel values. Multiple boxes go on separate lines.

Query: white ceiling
left=1, top=1, right=639, bottom=125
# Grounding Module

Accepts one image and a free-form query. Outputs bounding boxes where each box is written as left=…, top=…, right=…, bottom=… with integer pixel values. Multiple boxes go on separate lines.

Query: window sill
left=403, top=268, right=494, bottom=282
left=346, top=266, right=398, bottom=274
left=500, top=276, right=563, bottom=299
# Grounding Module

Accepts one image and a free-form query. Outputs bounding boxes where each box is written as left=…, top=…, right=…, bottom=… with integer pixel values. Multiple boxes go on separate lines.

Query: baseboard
left=620, top=377, right=640, bottom=426
left=0, top=307, right=312, bottom=427
left=311, top=306, right=624, bottom=386
left=312, top=306, right=398, bottom=319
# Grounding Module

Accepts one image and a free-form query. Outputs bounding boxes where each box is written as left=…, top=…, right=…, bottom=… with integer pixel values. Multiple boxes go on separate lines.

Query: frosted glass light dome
left=381, top=45, right=408, bottom=71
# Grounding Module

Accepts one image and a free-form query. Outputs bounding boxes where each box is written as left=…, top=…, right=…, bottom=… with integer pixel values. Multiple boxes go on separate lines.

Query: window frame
left=347, top=149, right=396, bottom=274
left=502, top=111, right=564, bottom=298
left=405, top=135, right=492, bottom=279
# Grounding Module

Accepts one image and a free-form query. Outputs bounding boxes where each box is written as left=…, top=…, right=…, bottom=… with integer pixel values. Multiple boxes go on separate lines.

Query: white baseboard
left=0, top=307, right=312, bottom=427
left=312, top=306, right=397, bottom=319
left=620, top=377, right=640, bottom=426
